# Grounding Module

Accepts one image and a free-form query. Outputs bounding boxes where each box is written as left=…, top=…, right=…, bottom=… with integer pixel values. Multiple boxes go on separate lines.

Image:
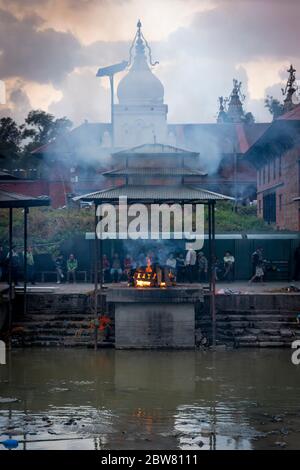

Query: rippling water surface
left=0, top=349, right=300, bottom=450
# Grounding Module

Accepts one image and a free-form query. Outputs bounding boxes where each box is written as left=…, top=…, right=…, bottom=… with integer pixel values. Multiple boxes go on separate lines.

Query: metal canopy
left=74, top=184, right=232, bottom=203
left=0, top=189, right=50, bottom=208
left=102, top=167, right=207, bottom=177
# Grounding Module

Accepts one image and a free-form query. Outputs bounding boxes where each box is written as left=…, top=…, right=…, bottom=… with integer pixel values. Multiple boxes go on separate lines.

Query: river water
left=0, top=348, right=300, bottom=450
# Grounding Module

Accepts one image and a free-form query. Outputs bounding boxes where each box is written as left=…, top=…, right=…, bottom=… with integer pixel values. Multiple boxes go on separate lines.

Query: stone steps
left=199, top=307, right=300, bottom=348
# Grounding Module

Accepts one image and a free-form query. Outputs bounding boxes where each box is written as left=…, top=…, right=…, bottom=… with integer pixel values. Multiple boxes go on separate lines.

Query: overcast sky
left=0, top=0, right=299, bottom=125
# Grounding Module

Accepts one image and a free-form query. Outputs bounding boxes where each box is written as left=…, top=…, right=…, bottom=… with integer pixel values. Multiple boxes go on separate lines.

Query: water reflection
left=0, top=349, right=300, bottom=449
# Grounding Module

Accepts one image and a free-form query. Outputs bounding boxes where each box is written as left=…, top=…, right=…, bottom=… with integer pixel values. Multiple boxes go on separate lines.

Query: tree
left=0, top=117, right=22, bottom=152
left=265, top=95, right=285, bottom=119
left=22, top=110, right=72, bottom=152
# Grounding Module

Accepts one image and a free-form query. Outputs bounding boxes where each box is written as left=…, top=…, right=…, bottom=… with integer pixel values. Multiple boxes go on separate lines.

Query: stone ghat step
left=13, top=340, right=114, bottom=348
left=200, top=314, right=299, bottom=321
left=199, top=319, right=300, bottom=327
left=15, top=313, right=94, bottom=321
left=15, top=320, right=115, bottom=329
left=215, top=309, right=300, bottom=315
left=235, top=341, right=291, bottom=348
left=20, top=330, right=115, bottom=338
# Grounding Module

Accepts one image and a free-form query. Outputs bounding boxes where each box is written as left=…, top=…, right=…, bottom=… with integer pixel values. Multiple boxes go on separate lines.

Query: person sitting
left=124, top=254, right=133, bottom=282
left=223, top=251, right=235, bottom=282
left=67, top=254, right=78, bottom=283
left=110, top=253, right=122, bottom=282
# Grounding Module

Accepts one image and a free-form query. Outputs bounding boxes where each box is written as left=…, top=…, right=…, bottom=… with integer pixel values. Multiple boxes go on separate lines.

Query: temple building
left=0, top=20, right=284, bottom=209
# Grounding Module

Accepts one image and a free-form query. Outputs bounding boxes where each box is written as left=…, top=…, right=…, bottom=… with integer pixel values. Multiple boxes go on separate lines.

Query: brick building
left=246, top=104, right=300, bottom=230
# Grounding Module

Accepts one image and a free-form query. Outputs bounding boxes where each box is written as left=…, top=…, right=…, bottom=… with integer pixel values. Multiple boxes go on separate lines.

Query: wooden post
left=211, top=201, right=216, bottom=347
left=94, top=203, right=99, bottom=350
left=23, top=207, right=28, bottom=317
left=8, top=208, right=13, bottom=350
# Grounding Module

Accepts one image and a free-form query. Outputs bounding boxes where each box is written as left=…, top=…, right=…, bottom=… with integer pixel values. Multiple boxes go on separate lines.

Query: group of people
left=55, top=254, right=78, bottom=283
left=100, top=249, right=236, bottom=284
left=0, top=245, right=36, bottom=285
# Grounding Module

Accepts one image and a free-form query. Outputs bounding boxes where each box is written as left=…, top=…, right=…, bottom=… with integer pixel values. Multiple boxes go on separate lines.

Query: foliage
left=265, top=95, right=285, bottom=119
left=0, top=203, right=274, bottom=256
left=0, top=207, right=93, bottom=255
left=22, top=110, right=72, bottom=152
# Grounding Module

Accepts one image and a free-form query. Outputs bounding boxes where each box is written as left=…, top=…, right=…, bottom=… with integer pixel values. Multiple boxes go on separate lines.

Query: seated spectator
left=67, top=254, right=78, bottom=283
left=102, top=254, right=110, bottom=283
left=223, top=251, right=235, bottom=282
left=124, top=254, right=133, bottom=282
left=198, top=251, right=208, bottom=282
left=110, top=253, right=122, bottom=282
left=176, top=253, right=185, bottom=283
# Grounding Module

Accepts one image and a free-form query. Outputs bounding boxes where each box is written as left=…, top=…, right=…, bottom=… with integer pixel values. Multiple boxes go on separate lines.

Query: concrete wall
left=115, top=302, right=195, bottom=349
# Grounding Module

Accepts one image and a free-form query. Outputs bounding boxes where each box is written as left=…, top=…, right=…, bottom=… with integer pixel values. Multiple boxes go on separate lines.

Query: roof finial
left=282, top=64, right=298, bottom=111
left=127, top=19, right=159, bottom=68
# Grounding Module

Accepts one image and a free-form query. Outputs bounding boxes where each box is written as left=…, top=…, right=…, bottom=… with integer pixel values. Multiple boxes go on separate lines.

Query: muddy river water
left=0, top=348, right=300, bottom=450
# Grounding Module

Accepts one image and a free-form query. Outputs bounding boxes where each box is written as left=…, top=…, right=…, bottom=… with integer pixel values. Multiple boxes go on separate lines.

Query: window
left=258, top=199, right=262, bottom=214
left=279, top=194, right=282, bottom=211
left=263, top=166, right=266, bottom=184
left=263, top=193, right=276, bottom=224
left=267, top=161, right=270, bottom=183
left=273, top=159, right=276, bottom=179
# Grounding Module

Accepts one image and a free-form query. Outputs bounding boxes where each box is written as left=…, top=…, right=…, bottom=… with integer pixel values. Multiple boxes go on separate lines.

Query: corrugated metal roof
left=0, top=170, right=19, bottom=180
left=0, top=189, right=50, bottom=208
left=112, top=143, right=199, bottom=157
left=102, top=167, right=207, bottom=176
left=74, top=185, right=232, bottom=202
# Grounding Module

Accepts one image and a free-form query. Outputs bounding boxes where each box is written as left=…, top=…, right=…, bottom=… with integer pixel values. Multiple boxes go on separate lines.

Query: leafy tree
left=0, top=117, right=22, bottom=151
left=22, top=110, right=72, bottom=152
left=265, top=95, right=285, bottom=119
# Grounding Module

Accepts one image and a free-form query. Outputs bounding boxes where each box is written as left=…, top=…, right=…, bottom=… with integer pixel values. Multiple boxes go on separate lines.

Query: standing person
left=249, top=260, right=265, bottom=283
left=26, top=246, right=36, bottom=285
left=198, top=251, right=208, bottom=282
left=185, top=248, right=197, bottom=283
left=55, top=254, right=65, bottom=284
left=110, top=253, right=122, bottom=282
left=102, top=254, right=110, bottom=283
left=124, top=254, right=133, bottom=282
left=166, top=253, right=176, bottom=283
left=223, top=251, right=235, bottom=282
left=293, top=245, right=300, bottom=281
left=7, top=247, right=20, bottom=286
left=251, top=247, right=263, bottom=277
left=67, top=254, right=78, bottom=283
left=0, top=245, right=5, bottom=282
left=176, top=253, right=185, bottom=283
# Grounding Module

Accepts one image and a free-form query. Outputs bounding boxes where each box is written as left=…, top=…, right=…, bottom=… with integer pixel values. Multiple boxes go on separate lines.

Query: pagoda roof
left=112, top=143, right=199, bottom=157
left=74, top=184, right=232, bottom=203
left=102, top=167, right=207, bottom=177
left=0, top=189, right=50, bottom=208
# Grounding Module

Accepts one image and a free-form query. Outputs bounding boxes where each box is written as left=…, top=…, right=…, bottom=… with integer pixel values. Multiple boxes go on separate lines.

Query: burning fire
left=133, top=256, right=175, bottom=288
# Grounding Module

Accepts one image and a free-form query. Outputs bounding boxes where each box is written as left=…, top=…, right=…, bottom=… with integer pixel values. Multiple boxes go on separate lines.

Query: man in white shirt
left=185, top=249, right=197, bottom=283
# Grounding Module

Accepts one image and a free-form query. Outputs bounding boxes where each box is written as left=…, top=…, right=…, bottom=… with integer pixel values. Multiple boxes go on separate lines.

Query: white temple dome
left=117, top=21, right=164, bottom=105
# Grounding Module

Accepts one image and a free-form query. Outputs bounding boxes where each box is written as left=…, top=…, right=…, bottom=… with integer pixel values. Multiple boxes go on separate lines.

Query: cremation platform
left=106, top=287, right=203, bottom=349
